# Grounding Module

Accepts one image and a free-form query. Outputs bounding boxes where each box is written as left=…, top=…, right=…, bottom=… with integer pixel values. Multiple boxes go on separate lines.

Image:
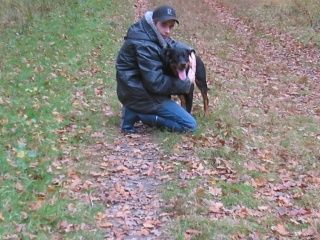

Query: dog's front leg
left=185, top=83, right=194, bottom=113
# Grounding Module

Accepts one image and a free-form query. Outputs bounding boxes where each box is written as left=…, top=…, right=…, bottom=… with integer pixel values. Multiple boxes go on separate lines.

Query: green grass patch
left=220, top=0, right=320, bottom=46
left=172, top=216, right=262, bottom=240
left=152, top=0, right=319, bottom=238
left=199, top=98, right=243, bottom=140
left=163, top=178, right=200, bottom=201
left=296, top=188, right=320, bottom=209
left=0, top=0, right=79, bottom=31
left=218, top=181, right=258, bottom=208
left=155, top=130, right=183, bottom=153
left=276, top=115, right=320, bottom=172
left=162, top=177, right=210, bottom=217
left=0, top=0, right=131, bottom=238
left=199, top=146, right=242, bottom=162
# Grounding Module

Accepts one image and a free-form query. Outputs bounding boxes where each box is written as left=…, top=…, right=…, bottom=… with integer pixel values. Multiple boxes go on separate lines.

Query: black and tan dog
left=164, top=47, right=209, bottom=116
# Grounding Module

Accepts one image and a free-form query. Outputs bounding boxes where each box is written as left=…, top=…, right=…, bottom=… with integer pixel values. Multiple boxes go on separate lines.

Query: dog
left=164, top=46, right=209, bottom=116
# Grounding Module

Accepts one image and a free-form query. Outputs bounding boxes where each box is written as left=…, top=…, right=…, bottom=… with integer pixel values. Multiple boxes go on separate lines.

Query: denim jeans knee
left=155, top=100, right=197, bottom=133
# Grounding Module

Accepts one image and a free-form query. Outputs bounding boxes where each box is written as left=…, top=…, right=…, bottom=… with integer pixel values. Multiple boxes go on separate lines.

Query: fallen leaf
left=146, top=164, right=154, bottom=176
left=17, top=151, right=25, bottom=158
left=143, top=221, right=154, bottom=229
left=91, top=131, right=105, bottom=138
left=112, top=166, right=130, bottom=173
left=0, top=212, right=4, bottom=221
left=185, top=229, right=202, bottom=235
left=297, top=226, right=316, bottom=237
left=272, top=224, right=290, bottom=236
left=140, top=228, right=150, bottom=236
left=36, top=192, right=46, bottom=200
left=14, top=222, right=25, bottom=233
left=29, top=200, right=43, bottom=211
left=208, top=187, right=222, bottom=196
left=208, top=201, right=224, bottom=213
left=103, top=106, right=114, bottom=116
left=67, top=203, right=77, bottom=214
left=185, top=229, right=202, bottom=240
left=236, top=207, right=250, bottom=218
left=252, top=177, right=267, bottom=187
left=244, top=161, right=258, bottom=171
left=59, top=221, right=74, bottom=232
left=277, top=196, right=292, bottom=207
left=98, top=222, right=113, bottom=228
left=195, top=187, right=206, bottom=199
left=258, top=206, right=269, bottom=211
left=15, top=182, right=24, bottom=192
left=20, top=211, right=28, bottom=220
left=95, top=212, right=108, bottom=221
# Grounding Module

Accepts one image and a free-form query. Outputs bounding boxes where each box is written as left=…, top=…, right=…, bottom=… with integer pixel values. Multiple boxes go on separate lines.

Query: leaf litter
left=51, top=0, right=320, bottom=238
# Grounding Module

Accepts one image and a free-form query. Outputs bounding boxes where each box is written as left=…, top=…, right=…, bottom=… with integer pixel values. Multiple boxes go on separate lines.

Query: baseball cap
left=152, top=5, right=179, bottom=24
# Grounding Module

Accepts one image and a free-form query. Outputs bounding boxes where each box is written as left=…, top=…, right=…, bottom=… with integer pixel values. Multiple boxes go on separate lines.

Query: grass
left=162, top=177, right=261, bottom=238
left=0, top=0, right=78, bottom=32
left=151, top=0, right=320, bottom=239
left=0, top=0, right=131, bottom=238
left=173, top=217, right=251, bottom=240
left=156, top=130, right=184, bottom=153
left=218, top=181, right=258, bottom=208
left=219, top=0, right=320, bottom=46
left=2, top=0, right=319, bottom=239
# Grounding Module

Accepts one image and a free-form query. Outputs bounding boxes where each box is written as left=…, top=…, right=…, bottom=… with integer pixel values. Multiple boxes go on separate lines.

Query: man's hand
left=187, top=52, right=196, bottom=84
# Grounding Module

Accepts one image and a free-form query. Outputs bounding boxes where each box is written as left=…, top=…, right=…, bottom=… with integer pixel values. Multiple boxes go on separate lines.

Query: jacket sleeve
left=136, top=44, right=191, bottom=95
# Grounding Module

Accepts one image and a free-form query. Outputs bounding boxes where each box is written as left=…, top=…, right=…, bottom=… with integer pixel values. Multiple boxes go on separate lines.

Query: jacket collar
left=144, top=11, right=168, bottom=48
left=125, top=11, right=174, bottom=48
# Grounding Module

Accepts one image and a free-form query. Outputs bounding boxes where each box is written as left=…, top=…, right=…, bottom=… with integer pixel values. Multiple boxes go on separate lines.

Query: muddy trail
left=89, top=133, right=169, bottom=239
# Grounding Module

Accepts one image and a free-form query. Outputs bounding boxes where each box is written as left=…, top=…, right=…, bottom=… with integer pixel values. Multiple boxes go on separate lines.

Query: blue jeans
left=121, top=100, right=197, bottom=133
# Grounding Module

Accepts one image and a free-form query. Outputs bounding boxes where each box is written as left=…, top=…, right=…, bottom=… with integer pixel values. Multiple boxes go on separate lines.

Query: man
left=116, top=5, right=197, bottom=133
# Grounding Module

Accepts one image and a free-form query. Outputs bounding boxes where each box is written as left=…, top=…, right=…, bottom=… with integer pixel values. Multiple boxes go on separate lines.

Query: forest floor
left=1, top=0, right=319, bottom=239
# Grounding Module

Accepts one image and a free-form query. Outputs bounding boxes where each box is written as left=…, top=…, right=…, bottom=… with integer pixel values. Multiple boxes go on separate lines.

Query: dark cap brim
left=156, top=16, right=179, bottom=24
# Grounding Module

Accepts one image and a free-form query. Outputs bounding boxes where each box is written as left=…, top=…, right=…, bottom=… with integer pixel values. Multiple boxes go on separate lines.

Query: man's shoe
left=120, top=107, right=139, bottom=133
left=121, top=127, right=137, bottom=134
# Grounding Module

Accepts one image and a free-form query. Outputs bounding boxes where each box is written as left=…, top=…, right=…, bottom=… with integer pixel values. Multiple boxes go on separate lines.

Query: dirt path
left=58, top=128, right=173, bottom=239
left=92, top=133, right=170, bottom=239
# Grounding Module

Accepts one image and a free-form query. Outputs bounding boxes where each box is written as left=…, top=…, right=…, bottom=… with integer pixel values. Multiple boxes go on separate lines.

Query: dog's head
left=164, top=47, right=195, bottom=80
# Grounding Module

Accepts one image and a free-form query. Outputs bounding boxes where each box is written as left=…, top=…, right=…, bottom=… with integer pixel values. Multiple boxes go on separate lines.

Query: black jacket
left=116, top=11, right=192, bottom=114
